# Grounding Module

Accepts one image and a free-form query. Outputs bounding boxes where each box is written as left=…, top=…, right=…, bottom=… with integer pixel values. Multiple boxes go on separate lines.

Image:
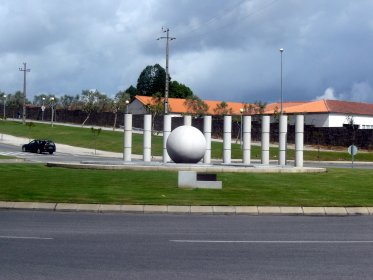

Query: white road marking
left=0, top=235, right=53, bottom=240
left=170, top=240, right=373, bottom=244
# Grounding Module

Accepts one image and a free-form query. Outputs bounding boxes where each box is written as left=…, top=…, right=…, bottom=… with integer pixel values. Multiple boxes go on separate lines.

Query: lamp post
left=2, top=94, right=6, bottom=120
left=239, top=108, right=244, bottom=148
left=41, top=97, right=46, bottom=121
left=50, top=97, right=55, bottom=127
left=279, top=48, right=284, bottom=115
left=125, top=100, right=129, bottom=114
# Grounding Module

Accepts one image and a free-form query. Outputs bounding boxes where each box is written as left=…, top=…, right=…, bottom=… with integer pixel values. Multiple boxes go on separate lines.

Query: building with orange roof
left=128, top=95, right=251, bottom=116
left=128, top=95, right=373, bottom=129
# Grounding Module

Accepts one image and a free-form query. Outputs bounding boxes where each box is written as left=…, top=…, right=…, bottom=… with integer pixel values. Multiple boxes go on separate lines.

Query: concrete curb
left=0, top=201, right=372, bottom=216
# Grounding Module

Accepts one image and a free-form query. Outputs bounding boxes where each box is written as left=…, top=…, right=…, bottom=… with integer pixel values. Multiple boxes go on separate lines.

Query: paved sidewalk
left=0, top=201, right=372, bottom=216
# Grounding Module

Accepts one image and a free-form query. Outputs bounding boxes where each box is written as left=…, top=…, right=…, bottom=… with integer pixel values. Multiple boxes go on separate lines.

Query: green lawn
left=0, top=120, right=372, bottom=161
left=0, top=164, right=372, bottom=206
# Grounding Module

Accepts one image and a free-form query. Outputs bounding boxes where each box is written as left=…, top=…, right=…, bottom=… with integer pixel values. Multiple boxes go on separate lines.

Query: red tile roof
left=134, top=96, right=373, bottom=116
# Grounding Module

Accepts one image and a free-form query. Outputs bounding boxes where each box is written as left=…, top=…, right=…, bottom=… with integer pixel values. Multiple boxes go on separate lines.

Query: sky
left=1, top=0, right=373, bottom=104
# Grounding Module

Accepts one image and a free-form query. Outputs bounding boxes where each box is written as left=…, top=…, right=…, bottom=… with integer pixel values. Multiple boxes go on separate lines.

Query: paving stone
left=167, top=205, right=191, bottom=214
left=121, top=205, right=144, bottom=212
left=280, top=207, right=303, bottom=215
left=99, top=204, right=121, bottom=212
left=345, top=207, right=370, bottom=215
left=324, top=207, right=348, bottom=215
left=55, top=203, right=78, bottom=211
left=13, top=202, right=35, bottom=209
left=33, top=202, right=56, bottom=210
left=143, top=205, right=167, bottom=213
left=302, top=207, right=325, bottom=215
left=190, top=206, right=214, bottom=214
left=77, top=204, right=100, bottom=212
left=235, top=206, right=258, bottom=215
left=213, top=206, right=236, bottom=214
left=258, top=206, right=281, bottom=215
left=0, top=201, right=15, bottom=208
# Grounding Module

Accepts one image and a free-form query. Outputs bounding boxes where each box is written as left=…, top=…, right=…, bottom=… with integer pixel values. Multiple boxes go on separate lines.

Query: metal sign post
left=348, top=145, right=358, bottom=168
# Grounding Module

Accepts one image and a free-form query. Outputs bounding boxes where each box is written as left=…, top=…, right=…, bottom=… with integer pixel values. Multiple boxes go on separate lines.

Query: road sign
left=348, top=145, right=358, bottom=156
left=41, top=106, right=46, bottom=111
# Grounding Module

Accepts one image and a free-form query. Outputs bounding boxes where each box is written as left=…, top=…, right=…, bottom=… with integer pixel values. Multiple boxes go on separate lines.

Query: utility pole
left=19, top=62, right=31, bottom=124
left=157, top=27, right=175, bottom=114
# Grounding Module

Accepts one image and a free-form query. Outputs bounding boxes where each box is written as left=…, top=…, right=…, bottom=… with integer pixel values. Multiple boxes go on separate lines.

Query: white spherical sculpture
left=166, top=125, right=206, bottom=163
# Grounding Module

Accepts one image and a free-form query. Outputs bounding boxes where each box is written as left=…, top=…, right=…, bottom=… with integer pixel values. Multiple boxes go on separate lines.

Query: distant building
left=264, top=99, right=373, bottom=129
left=127, top=96, right=373, bottom=129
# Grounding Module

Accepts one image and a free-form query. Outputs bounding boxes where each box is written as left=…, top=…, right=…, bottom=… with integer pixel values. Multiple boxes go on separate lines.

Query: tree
left=136, top=64, right=166, bottom=96
left=7, top=91, right=26, bottom=118
left=169, top=81, right=193, bottom=98
left=58, top=94, right=80, bottom=110
left=184, top=95, right=209, bottom=116
left=213, top=101, right=233, bottom=116
left=144, top=92, right=170, bottom=132
left=111, top=91, right=131, bottom=130
left=125, top=85, right=137, bottom=99
left=80, top=89, right=107, bottom=126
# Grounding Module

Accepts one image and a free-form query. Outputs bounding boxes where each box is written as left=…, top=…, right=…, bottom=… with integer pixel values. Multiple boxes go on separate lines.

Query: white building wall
left=289, top=113, right=373, bottom=128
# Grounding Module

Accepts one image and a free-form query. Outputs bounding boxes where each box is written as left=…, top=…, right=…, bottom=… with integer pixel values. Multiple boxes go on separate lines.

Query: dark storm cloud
left=0, top=0, right=373, bottom=103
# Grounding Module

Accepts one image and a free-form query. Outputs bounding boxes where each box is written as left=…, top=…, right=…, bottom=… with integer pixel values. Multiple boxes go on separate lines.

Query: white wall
left=290, top=113, right=373, bottom=128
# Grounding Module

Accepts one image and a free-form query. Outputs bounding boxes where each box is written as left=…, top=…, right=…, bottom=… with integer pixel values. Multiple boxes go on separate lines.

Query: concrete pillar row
left=261, top=115, right=270, bottom=165
left=163, top=115, right=172, bottom=163
left=242, top=115, right=251, bottom=165
left=143, top=114, right=152, bottom=162
left=184, top=115, right=192, bottom=126
left=124, top=114, right=132, bottom=162
left=278, top=115, right=288, bottom=166
left=203, top=115, right=212, bottom=164
left=223, top=115, right=232, bottom=164
left=295, top=115, right=304, bottom=167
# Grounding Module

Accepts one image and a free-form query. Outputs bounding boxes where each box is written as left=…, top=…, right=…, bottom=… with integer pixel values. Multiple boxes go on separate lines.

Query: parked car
left=22, top=139, right=56, bottom=154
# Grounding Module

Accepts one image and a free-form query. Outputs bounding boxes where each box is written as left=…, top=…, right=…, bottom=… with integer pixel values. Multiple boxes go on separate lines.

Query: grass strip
left=1, top=120, right=372, bottom=161
left=0, top=164, right=372, bottom=206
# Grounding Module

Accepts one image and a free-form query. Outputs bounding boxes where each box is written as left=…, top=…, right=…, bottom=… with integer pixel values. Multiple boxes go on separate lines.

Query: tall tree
left=59, top=94, right=80, bottom=110
left=125, top=85, right=137, bottom=98
left=136, top=64, right=166, bottom=96
left=169, top=81, right=193, bottom=98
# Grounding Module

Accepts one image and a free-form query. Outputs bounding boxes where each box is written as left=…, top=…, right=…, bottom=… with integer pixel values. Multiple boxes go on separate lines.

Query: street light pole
left=157, top=27, right=175, bottom=115
left=19, top=62, right=31, bottom=124
left=50, top=97, right=55, bottom=127
left=42, top=97, right=45, bottom=121
left=279, top=48, right=284, bottom=115
left=3, top=95, right=6, bottom=120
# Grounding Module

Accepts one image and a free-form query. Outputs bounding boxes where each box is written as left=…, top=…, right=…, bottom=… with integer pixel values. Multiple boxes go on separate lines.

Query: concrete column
left=184, top=115, right=192, bottom=126
left=163, top=115, right=172, bottom=163
left=223, top=115, right=232, bottom=164
left=261, top=115, right=270, bottom=165
left=295, top=115, right=304, bottom=167
left=143, top=114, right=152, bottom=162
left=203, top=115, right=212, bottom=164
left=242, top=115, right=251, bottom=165
left=278, top=115, right=288, bottom=166
left=124, top=114, right=132, bottom=162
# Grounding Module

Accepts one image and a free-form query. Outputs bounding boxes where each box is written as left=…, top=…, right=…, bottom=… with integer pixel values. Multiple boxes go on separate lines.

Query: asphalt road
left=1, top=142, right=373, bottom=168
left=0, top=143, right=118, bottom=163
left=1, top=211, right=373, bottom=280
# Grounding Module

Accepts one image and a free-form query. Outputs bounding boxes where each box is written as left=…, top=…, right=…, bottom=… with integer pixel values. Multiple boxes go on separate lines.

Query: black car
left=22, top=139, right=56, bottom=154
